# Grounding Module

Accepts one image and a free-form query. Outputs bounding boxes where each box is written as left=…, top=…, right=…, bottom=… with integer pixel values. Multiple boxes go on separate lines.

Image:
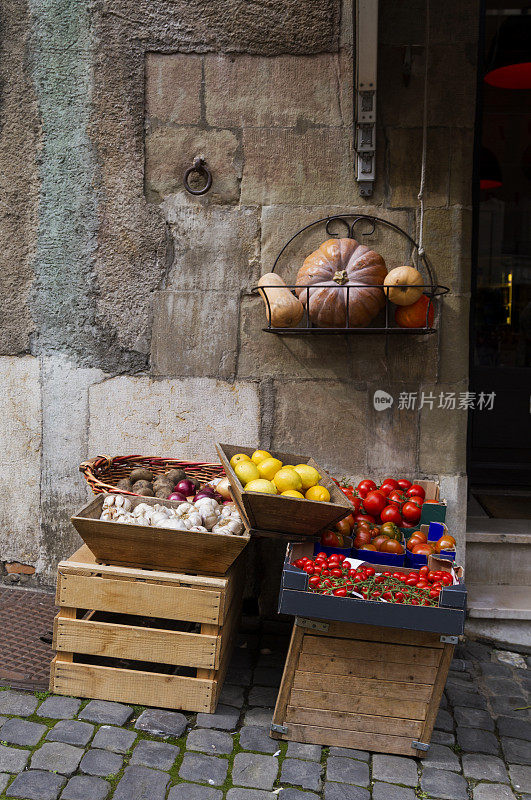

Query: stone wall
left=0, top=0, right=477, bottom=586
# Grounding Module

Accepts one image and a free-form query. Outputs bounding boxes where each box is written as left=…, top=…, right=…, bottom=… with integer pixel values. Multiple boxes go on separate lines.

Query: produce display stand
left=50, top=545, right=244, bottom=713
left=271, top=541, right=466, bottom=755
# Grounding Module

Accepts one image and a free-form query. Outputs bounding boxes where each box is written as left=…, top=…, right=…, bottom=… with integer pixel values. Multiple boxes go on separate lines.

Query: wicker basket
left=80, top=455, right=224, bottom=497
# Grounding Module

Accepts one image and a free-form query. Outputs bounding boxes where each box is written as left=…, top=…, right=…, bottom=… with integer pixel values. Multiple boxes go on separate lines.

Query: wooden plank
left=298, top=654, right=438, bottom=683
left=57, top=573, right=223, bottom=625
left=293, top=671, right=433, bottom=702
left=60, top=558, right=229, bottom=589
left=419, top=642, right=454, bottom=747
left=211, top=584, right=244, bottom=711
left=286, top=706, right=423, bottom=737
left=279, top=723, right=418, bottom=756
left=53, top=616, right=220, bottom=670
left=289, top=688, right=428, bottom=721
left=322, top=620, right=443, bottom=649
left=51, top=659, right=214, bottom=713
left=271, top=623, right=305, bottom=737
left=196, top=624, right=219, bottom=679
left=302, top=635, right=440, bottom=666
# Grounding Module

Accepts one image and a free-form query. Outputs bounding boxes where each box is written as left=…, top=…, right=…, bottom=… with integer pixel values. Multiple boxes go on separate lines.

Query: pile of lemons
left=230, top=450, right=330, bottom=502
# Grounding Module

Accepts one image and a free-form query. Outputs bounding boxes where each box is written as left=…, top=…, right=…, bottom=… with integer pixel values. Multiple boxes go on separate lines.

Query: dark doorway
left=469, top=0, right=531, bottom=498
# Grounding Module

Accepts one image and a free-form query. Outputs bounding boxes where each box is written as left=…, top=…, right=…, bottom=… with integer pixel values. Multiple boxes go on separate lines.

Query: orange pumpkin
left=395, top=294, right=434, bottom=328
left=295, top=238, right=387, bottom=328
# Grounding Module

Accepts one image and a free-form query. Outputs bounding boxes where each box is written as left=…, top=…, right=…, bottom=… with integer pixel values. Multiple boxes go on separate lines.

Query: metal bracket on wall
left=354, top=0, right=378, bottom=196
left=295, top=616, right=329, bottom=632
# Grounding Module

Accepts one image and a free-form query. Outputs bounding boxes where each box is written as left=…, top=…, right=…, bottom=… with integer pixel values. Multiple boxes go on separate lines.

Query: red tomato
left=381, top=539, right=404, bottom=554
left=362, top=490, right=387, bottom=517
left=379, top=483, right=393, bottom=497
left=382, top=591, right=393, bottom=601
left=309, top=575, right=320, bottom=587
left=397, top=479, right=412, bottom=490
left=429, top=588, right=440, bottom=598
left=315, top=552, right=327, bottom=560
left=337, top=554, right=346, bottom=562
left=335, top=518, right=352, bottom=537
left=356, top=479, right=377, bottom=498
left=313, top=565, right=322, bottom=574
left=371, top=591, right=382, bottom=598
left=407, top=484, right=425, bottom=499
left=406, top=576, right=418, bottom=586
left=388, top=490, right=406, bottom=507
left=354, top=513, right=376, bottom=524
left=321, top=529, right=344, bottom=547
left=330, top=568, right=343, bottom=577
left=348, top=569, right=358, bottom=578
left=416, top=580, right=429, bottom=589
left=419, top=566, right=430, bottom=577
left=380, top=478, right=399, bottom=491
left=321, top=569, right=330, bottom=576
left=353, top=574, right=364, bottom=583
left=380, top=505, right=403, bottom=525
left=304, top=564, right=315, bottom=575
left=412, top=543, right=435, bottom=555
left=383, top=571, right=392, bottom=577
left=327, top=554, right=341, bottom=563
left=440, top=574, right=453, bottom=586
left=293, top=559, right=306, bottom=568
left=428, top=571, right=437, bottom=582
left=402, top=501, right=422, bottom=524
left=408, top=494, right=425, bottom=507
left=364, top=567, right=376, bottom=577
left=410, top=599, right=419, bottom=605
left=395, top=592, right=405, bottom=602
left=374, top=574, right=385, bottom=584
left=333, top=587, right=347, bottom=597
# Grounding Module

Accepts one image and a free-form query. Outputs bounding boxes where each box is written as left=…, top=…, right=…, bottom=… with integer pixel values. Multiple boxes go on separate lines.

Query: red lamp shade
left=480, top=146, right=502, bottom=190
left=485, top=14, right=531, bottom=89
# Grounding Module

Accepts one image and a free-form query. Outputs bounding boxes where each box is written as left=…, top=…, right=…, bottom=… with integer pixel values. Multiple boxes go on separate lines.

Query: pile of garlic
left=99, top=494, right=245, bottom=536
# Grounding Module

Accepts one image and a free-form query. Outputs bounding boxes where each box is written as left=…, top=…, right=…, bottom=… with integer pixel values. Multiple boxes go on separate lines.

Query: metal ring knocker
left=183, top=157, right=212, bottom=195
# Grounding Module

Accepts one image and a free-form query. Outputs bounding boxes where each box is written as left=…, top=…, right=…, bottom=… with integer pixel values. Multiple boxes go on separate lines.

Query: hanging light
left=480, top=146, right=503, bottom=190
left=484, top=12, right=531, bottom=89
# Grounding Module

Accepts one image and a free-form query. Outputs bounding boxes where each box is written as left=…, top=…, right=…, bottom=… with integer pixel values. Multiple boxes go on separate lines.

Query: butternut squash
left=258, top=273, right=304, bottom=328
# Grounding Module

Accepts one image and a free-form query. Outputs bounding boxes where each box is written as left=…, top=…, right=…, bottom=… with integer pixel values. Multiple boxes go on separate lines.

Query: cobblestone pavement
left=0, top=620, right=529, bottom=800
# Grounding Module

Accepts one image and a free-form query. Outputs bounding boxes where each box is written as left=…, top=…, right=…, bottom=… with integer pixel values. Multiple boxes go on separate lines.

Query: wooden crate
left=271, top=617, right=455, bottom=756
left=50, top=545, right=244, bottom=713
left=71, top=493, right=250, bottom=575
left=216, top=443, right=351, bottom=537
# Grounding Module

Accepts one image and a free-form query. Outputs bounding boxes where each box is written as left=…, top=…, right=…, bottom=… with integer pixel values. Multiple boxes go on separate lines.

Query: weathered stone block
left=241, top=128, right=361, bottom=207
left=88, top=376, right=260, bottom=461
left=387, top=128, right=450, bottom=209
left=272, top=380, right=368, bottom=474
left=419, top=383, right=468, bottom=473
left=205, top=54, right=349, bottom=128
left=438, top=294, right=471, bottom=384
left=0, top=356, right=41, bottom=563
left=161, top=204, right=260, bottom=291
left=151, top=291, right=239, bottom=379
left=420, top=207, right=472, bottom=293
left=366, top=386, right=420, bottom=474
left=450, top=129, right=475, bottom=206
left=145, top=53, right=202, bottom=124
left=145, top=127, right=240, bottom=204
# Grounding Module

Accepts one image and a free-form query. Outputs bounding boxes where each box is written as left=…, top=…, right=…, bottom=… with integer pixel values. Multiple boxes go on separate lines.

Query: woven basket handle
left=79, top=456, right=111, bottom=474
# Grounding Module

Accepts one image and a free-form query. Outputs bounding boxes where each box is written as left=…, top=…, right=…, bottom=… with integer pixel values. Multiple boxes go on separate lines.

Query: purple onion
left=193, top=491, right=214, bottom=503
left=168, top=492, right=187, bottom=502
left=197, top=485, right=216, bottom=497
left=176, top=479, right=195, bottom=496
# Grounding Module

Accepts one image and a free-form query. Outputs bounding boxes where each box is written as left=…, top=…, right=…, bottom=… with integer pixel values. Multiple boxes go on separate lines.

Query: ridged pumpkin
left=295, top=238, right=387, bottom=328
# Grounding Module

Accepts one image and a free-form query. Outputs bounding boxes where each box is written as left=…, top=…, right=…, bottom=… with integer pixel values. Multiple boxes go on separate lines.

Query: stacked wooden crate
left=50, top=545, right=244, bottom=713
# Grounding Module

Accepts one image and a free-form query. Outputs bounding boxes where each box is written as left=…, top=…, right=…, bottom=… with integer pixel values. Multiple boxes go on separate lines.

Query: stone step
left=465, top=518, right=531, bottom=586
left=465, top=583, right=531, bottom=649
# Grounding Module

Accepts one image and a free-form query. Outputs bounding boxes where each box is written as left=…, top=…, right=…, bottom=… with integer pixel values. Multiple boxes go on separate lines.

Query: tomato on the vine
left=388, top=490, right=407, bottom=508
left=356, top=479, right=377, bottom=498
left=309, top=575, right=320, bottom=587
left=397, top=479, right=412, bottom=490
left=402, top=500, right=422, bottom=524
left=380, top=478, right=399, bottom=492
left=362, top=490, right=387, bottom=517
left=407, top=484, right=426, bottom=499
left=380, top=505, right=403, bottom=525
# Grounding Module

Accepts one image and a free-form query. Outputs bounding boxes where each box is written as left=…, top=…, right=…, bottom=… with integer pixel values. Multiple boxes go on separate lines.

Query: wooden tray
left=50, top=546, right=243, bottom=712
left=216, top=443, right=351, bottom=537
left=71, top=493, right=249, bottom=575
left=271, top=617, right=455, bottom=756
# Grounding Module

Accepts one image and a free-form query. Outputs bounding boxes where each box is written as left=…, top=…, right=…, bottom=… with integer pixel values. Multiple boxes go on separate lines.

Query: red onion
left=193, top=491, right=214, bottom=503
left=176, top=479, right=195, bottom=496
left=168, top=492, right=187, bottom=502
left=197, top=485, right=216, bottom=497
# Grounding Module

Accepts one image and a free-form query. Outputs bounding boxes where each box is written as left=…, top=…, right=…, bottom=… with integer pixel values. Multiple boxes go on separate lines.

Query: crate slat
left=302, top=635, right=441, bottom=666
left=279, top=723, right=419, bottom=757
left=292, top=671, right=434, bottom=702
left=286, top=706, right=424, bottom=737
left=289, top=689, right=428, bottom=720
left=297, top=653, right=439, bottom=683
left=53, top=614, right=221, bottom=670
left=322, top=620, right=444, bottom=648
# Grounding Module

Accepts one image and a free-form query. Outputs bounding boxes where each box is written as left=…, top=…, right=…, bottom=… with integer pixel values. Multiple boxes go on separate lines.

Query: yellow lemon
left=230, top=453, right=251, bottom=469
left=245, top=478, right=277, bottom=494
left=257, top=457, right=283, bottom=481
left=294, top=464, right=321, bottom=490
left=283, top=465, right=296, bottom=469
left=234, top=460, right=260, bottom=486
left=281, top=489, right=305, bottom=498
left=251, top=449, right=271, bottom=465
left=273, top=467, right=303, bottom=493
left=305, top=485, right=330, bottom=502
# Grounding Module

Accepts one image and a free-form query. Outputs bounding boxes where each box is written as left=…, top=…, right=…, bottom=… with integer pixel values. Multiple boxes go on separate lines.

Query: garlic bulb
left=159, top=517, right=189, bottom=531
left=100, top=509, right=114, bottom=521
left=220, top=503, right=240, bottom=520
left=212, top=518, right=244, bottom=535
left=176, top=502, right=194, bottom=515
left=114, top=495, right=132, bottom=512
left=132, top=503, right=152, bottom=518
left=179, top=510, right=203, bottom=529
left=189, top=525, right=208, bottom=532
left=150, top=510, right=169, bottom=527
left=153, top=504, right=171, bottom=517
left=103, top=495, right=116, bottom=508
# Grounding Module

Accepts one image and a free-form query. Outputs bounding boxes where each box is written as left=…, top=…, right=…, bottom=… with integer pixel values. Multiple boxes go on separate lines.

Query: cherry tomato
left=432, top=583, right=442, bottom=592
left=315, top=552, right=327, bottom=560
left=416, top=580, right=429, bottom=589
left=440, top=574, right=453, bottom=586
left=395, top=592, right=405, bottom=602
left=362, top=490, right=387, bottom=517
left=383, top=571, right=392, bottom=577
left=428, top=571, right=437, bottom=582
left=371, top=590, right=382, bottom=598
left=352, top=574, right=364, bottom=583
left=333, top=587, right=348, bottom=597
left=393, top=572, right=405, bottom=580
left=309, top=575, right=320, bottom=587
left=313, top=565, right=322, bottom=575
left=304, top=564, right=315, bottom=575
left=321, top=579, right=332, bottom=587
left=397, top=479, right=412, bottom=490
left=330, top=568, right=343, bottom=577
left=410, top=599, right=419, bottom=605
left=374, top=574, right=385, bottom=584
left=407, top=484, right=426, bottom=499
left=406, top=576, right=418, bottom=586
left=382, top=591, right=393, bottom=601
left=348, top=569, right=357, bottom=578
left=354, top=513, right=377, bottom=524
left=356, top=479, right=377, bottom=498
left=402, top=500, right=422, bottom=524
left=321, top=569, right=330, bottom=577
left=429, top=588, right=440, bottom=598
left=419, top=565, right=430, bottom=577
left=327, top=556, right=341, bottom=566
left=337, top=554, right=347, bottom=562
left=380, top=505, right=403, bottom=525
left=293, top=559, right=306, bottom=568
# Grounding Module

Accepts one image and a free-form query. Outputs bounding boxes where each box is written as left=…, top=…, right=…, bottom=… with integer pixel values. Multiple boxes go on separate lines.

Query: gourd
left=383, top=266, right=423, bottom=306
left=295, top=239, right=387, bottom=328
left=258, top=273, right=304, bottom=328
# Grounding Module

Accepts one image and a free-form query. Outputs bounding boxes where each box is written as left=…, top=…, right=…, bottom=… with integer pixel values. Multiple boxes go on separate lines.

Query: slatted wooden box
left=271, top=617, right=454, bottom=756
left=50, top=545, right=244, bottom=713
